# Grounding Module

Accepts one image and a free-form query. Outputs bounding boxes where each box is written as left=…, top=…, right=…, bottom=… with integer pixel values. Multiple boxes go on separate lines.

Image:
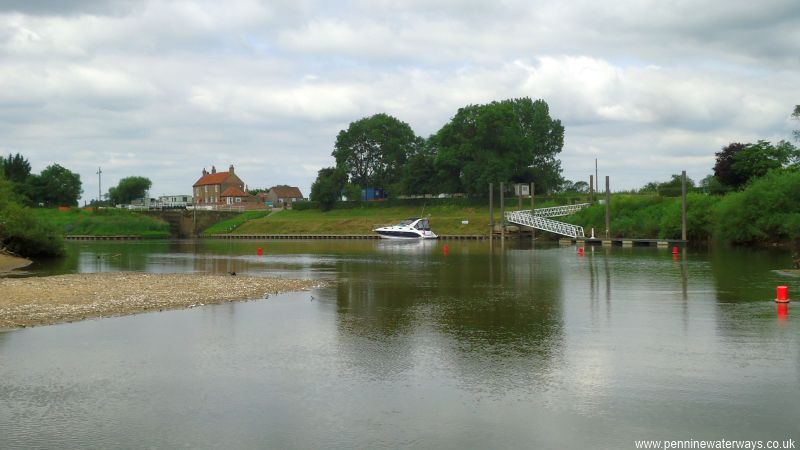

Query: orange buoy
left=257, top=247, right=263, bottom=256
left=776, top=285, right=789, bottom=303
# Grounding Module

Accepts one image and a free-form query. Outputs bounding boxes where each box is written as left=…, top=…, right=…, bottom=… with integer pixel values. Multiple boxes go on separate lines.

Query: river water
left=1, top=240, right=798, bottom=449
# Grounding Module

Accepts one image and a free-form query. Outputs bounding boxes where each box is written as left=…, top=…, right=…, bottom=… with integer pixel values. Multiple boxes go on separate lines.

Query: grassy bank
left=32, top=208, right=170, bottom=238
left=214, top=200, right=570, bottom=236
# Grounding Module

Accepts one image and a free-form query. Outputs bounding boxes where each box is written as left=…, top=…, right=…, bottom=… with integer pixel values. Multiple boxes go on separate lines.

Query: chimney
left=229, top=164, right=235, bottom=173
left=211, top=165, right=216, bottom=174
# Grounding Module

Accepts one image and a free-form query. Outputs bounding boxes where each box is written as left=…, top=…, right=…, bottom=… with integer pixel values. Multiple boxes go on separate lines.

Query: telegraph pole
left=96, top=167, right=102, bottom=205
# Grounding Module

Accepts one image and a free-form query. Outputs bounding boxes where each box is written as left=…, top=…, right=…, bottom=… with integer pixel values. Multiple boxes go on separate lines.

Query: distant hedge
left=0, top=177, right=64, bottom=257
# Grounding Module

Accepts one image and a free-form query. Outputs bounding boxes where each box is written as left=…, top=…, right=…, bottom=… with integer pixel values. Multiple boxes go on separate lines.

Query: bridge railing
left=505, top=210, right=585, bottom=238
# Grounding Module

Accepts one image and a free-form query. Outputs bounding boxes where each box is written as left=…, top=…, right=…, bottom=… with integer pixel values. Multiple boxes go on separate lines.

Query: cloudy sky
left=1, top=0, right=797, bottom=202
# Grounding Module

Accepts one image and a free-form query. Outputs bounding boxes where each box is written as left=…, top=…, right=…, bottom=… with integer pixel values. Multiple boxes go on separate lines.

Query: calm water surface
left=1, top=240, right=798, bottom=449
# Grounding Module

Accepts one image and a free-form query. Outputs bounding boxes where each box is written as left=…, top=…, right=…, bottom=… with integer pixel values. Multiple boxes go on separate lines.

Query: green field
left=215, top=200, right=569, bottom=236
left=32, top=208, right=171, bottom=238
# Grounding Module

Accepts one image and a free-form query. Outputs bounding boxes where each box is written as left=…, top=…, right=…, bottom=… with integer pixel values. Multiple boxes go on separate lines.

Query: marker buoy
left=672, top=246, right=679, bottom=255
left=257, top=247, right=263, bottom=256
left=775, top=285, right=789, bottom=303
left=443, top=244, right=449, bottom=256
left=578, top=247, right=584, bottom=256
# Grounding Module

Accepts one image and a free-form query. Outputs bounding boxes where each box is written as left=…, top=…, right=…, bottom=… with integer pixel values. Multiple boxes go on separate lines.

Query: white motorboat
left=374, top=217, right=438, bottom=240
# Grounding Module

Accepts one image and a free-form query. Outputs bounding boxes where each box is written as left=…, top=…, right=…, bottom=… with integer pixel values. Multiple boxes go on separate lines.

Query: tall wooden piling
left=605, top=176, right=610, bottom=238
left=530, top=182, right=535, bottom=242
left=489, top=183, right=494, bottom=240
left=500, top=182, right=505, bottom=245
left=681, top=170, right=687, bottom=242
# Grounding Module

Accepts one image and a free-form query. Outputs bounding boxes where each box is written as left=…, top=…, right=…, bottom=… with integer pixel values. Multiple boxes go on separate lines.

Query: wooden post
left=589, top=175, right=594, bottom=203
left=489, top=183, right=494, bottom=240
left=530, top=182, right=535, bottom=242
left=605, top=176, right=610, bottom=238
left=681, top=170, right=687, bottom=242
left=518, top=184, right=522, bottom=209
left=500, top=182, right=505, bottom=245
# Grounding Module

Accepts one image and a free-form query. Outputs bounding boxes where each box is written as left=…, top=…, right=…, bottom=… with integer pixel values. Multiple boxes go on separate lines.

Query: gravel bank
left=0, top=253, right=32, bottom=273
left=0, top=273, right=322, bottom=329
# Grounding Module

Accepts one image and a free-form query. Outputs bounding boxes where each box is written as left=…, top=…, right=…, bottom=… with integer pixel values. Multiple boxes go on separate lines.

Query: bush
left=0, top=177, right=64, bottom=256
left=716, top=169, right=800, bottom=244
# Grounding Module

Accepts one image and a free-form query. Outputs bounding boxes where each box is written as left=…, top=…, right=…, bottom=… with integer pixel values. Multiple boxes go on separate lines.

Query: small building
left=514, top=184, right=530, bottom=196
left=192, top=165, right=246, bottom=205
left=221, top=187, right=260, bottom=207
left=158, top=195, right=193, bottom=207
left=266, top=185, right=304, bottom=208
left=361, top=187, right=385, bottom=201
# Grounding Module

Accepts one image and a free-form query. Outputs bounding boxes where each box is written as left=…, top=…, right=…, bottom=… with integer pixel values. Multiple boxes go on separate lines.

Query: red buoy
left=672, top=246, right=679, bottom=255
left=257, top=247, right=263, bottom=256
left=578, top=247, right=584, bottom=256
left=443, top=244, right=449, bottom=256
left=776, top=285, right=789, bottom=303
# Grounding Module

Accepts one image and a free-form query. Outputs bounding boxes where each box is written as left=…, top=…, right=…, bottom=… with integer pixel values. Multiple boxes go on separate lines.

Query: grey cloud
left=0, top=0, right=138, bottom=16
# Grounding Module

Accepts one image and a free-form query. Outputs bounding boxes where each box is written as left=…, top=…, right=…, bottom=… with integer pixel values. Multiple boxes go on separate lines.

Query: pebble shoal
left=0, top=273, right=322, bottom=329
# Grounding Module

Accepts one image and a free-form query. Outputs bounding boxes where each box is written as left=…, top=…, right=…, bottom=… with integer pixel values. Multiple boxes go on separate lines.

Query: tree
left=310, top=167, right=347, bottom=211
left=432, top=98, right=564, bottom=194
left=699, top=174, right=729, bottom=195
left=108, top=176, right=152, bottom=205
left=1, top=153, right=32, bottom=183
left=714, top=142, right=747, bottom=188
left=398, top=144, right=438, bottom=195
left=732, top=140, right=798, bottom=186
left=332, top=114, right=422, bottom=190
left=27, top=164, right=83, bottom=207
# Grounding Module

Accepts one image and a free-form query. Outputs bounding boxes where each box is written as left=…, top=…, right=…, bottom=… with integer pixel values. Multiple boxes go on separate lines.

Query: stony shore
left=0, top=272, right=322, bottom=329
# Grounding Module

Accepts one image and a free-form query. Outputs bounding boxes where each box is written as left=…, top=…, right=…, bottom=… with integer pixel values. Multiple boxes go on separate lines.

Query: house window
left=235, top=197, right=241, bottom=203
left=204, top=186, right=208, bottom=194
left=215, top=185, right=219, bottom=192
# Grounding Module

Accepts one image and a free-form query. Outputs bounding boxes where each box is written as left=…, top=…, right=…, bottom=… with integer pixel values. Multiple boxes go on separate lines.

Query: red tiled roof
left=221, top=187, right=248, bottom=197
left=269, top=186, right=303, bottom=198
left=193, top=172, right=229, bottom=187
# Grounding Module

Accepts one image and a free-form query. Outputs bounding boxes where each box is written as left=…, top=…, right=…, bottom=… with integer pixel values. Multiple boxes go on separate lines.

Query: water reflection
left=2, top=240, right=799, bottom=448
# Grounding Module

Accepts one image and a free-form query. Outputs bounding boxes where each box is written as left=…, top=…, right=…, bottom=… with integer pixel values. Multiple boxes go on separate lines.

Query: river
left=1, top=240, right=798, bottom=449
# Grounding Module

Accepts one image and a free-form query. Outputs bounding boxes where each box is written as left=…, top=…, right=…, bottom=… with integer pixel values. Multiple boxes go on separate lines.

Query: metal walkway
left=504, top=203, right=590, bottom=238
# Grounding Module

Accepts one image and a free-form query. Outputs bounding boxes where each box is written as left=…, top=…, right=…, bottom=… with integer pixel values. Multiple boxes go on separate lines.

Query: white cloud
left=0, top=0, right=797, bottom=200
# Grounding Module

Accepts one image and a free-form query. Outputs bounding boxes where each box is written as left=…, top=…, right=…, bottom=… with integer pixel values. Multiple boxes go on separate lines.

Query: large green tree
left=432, top=98, right=564, bottom=194
left=310, top=167, right=347, bottom=211
left=332, top=113, right=423, bottom=191
left=108, top=176, right=152, bottom=205
left=27, top=164, right=83, bottom=207
left=0, top=153, right=32, bottom=183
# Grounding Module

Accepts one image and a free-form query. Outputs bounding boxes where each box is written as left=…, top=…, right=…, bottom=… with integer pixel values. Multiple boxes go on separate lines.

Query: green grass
left=203, top=210, right=271, bottom=234
left=31, top=208, right=170, bottom=238
left=226, top=200, right=567, bottom=236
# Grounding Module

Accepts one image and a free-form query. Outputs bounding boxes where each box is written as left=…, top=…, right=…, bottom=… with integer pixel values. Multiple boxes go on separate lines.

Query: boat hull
left=374, top=229, right=438, bottom=240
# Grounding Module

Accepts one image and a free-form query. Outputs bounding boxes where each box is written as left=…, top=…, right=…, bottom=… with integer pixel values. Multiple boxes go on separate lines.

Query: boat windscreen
left=397, top=219, right=415, bottom=226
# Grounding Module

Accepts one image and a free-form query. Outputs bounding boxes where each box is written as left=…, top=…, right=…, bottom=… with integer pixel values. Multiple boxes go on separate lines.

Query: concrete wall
left=143, top=210, right=239, bottom=238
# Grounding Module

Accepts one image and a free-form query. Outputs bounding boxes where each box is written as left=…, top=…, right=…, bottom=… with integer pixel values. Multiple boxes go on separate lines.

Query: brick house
left=221, top=186, right=260, bottom=207
left=192, top=165, right=262, bottom=208
left=266, top=185, right=304, bottom=208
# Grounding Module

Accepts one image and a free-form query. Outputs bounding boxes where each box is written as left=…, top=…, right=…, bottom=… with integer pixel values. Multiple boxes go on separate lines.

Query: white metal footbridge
left=504, top=203, right=590, bottom=238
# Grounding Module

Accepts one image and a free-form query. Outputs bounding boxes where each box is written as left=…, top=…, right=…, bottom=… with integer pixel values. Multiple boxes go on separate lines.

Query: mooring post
left=530, top=182, right=535, bottom=242
left=605, top=176, right=610, bottom=238
left=500, top=182, right=505, bottom=245
left=489, top=183, right=494, bottom=240
left=518, top=185, right=522, bottom=209
left=681, top=170, right=687, bottom=242
left=589, top=175, right=594, bottom=203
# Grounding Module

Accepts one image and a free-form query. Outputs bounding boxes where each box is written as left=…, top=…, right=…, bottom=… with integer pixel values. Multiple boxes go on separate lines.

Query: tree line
left=311, top=97, right=566, bottom=210
left=0, top=154, right=83, bottom=207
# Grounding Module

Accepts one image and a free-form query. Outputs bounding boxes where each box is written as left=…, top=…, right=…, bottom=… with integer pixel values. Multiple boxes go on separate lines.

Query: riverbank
left=0, top=273, right=322, bottom=329
left=0, top=253, right=32, bottom=273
